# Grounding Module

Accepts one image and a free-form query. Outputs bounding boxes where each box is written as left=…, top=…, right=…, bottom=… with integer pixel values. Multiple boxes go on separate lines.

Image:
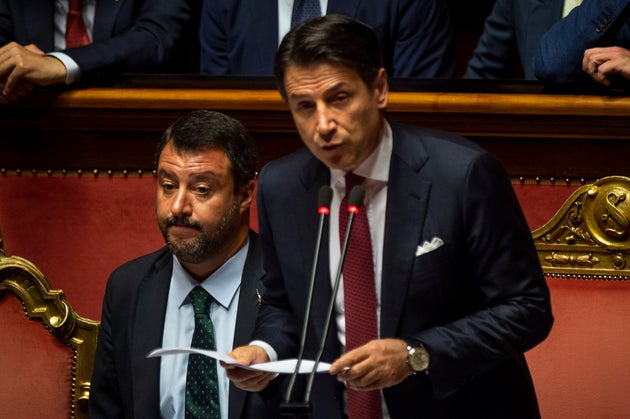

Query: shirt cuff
left=47, top=52, right=81, bottom=85
left=249, top=340, right=278, bottom=362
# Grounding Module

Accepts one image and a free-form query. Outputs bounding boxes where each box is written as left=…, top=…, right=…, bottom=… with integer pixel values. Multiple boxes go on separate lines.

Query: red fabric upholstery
left=512, top=182, right=578, bottom=230
left=526, top=278, right=630, bottom=418
left=0, top=294, right=74, bottom=418
left=3, top=174, right=630, bottom=418
left=0, top=174, right=258, bottom=319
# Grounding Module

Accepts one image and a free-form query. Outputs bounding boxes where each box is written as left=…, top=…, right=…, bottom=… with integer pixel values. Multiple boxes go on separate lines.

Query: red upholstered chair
left=0, top=225, right=99, bottom=419
left=526, top=176, right=630, bottom=418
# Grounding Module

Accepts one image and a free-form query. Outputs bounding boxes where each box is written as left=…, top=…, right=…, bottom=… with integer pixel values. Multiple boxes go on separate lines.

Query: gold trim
left=533, top=176, right=630, bottom=280
left=0, top=244, right=99, bottom=418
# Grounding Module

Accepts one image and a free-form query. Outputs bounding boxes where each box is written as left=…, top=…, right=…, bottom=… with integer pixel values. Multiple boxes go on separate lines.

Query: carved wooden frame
left=0, top=230, right=99, bottom=419
left=533, top=176, right=630, bottom=280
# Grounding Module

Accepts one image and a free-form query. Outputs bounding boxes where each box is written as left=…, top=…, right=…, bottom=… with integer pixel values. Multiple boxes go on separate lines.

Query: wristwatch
left=406, top=342, right=430, bottom=373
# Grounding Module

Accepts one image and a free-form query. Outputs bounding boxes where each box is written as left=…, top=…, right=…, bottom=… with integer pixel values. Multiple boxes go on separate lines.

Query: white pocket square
left=416, top=237, right=444, bottom=256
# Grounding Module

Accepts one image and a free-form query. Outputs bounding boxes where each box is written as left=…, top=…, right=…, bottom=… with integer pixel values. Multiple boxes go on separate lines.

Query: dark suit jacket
left=0, top=0, right=192, bottom=83
left=464, top=0, right=564, bottom=79
left=534, top=0, right=630, bottom=84
left=199, top=0, right=456, bottom=78
left=89, top=231, right=280, bottom=419
left=253, top=121, right=553, bottom=418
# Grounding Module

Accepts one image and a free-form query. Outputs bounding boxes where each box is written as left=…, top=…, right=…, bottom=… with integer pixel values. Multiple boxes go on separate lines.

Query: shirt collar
left=171, top=239, right=249, bottom=310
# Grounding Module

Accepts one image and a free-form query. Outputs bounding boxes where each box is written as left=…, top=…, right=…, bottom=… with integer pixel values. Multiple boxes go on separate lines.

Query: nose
left=170, top=188, right=193, bottom=217
left=315, top=104, right=336, bottom=138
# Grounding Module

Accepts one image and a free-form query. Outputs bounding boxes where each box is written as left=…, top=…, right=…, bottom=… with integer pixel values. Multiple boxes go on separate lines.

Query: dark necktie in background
left=66, top=0, right=90, bottom=48
left=291, top=0, right=322, bottom=28
left=339, top=173, right=382, bottom=419
left=185, top=287, right=220, bottom=419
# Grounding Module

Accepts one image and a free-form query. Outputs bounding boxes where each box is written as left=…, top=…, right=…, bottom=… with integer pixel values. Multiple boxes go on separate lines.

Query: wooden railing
left=2, top=77, right=630, bottom=179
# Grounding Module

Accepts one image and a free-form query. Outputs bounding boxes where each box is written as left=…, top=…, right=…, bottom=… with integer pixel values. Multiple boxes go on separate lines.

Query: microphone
left=280, top=185, right=333, bottom=418
left=303, top=185, right=365, bottom=405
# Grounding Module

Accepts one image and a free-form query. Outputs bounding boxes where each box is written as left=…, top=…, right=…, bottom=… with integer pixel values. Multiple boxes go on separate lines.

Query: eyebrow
left=157, top=168, right=220, bottom=182
left=289, top=81, right=350, bottom=101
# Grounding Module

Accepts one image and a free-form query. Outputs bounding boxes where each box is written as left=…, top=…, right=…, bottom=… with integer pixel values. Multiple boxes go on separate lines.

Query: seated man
left=0, top=0, right=193, bottom=103
left=89, top=110, right=281, bottom=418
left=199, top=0, right=456, bottom=78
left=464, top=0, right=583, bottom=79
left=534, top=0, right=630, bottom=87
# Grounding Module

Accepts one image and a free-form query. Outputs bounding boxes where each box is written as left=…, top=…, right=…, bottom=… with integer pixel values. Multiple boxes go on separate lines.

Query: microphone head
left=347, top=185, right=365, bottom=214
left=318, top=185, right=333, bottom=215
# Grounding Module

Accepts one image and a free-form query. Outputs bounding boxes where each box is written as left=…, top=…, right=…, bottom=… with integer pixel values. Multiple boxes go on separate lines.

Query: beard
left=159, top=200, right=241, bottom=264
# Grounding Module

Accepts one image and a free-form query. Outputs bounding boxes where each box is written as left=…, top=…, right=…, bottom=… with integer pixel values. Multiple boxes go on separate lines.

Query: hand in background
left=582, top=46, right=630, bottom=86
left=0, top=42, right=67, bottom=102
left=329, top=338, right=413, bottom=391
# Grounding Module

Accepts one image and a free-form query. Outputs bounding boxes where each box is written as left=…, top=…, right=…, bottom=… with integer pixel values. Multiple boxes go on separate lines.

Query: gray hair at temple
left=274, top=14, right=384, bottom=100
left=154, top=110, right=257, bottom=191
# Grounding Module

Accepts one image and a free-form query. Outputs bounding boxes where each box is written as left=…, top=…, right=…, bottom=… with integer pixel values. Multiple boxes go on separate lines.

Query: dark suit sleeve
left=534, top=0, right=630, bottom=84
left=89, top=273, right=125, bottom=419
left=249, top=162, right=301, bottom=360
left=413, top=152, right=553, bottom=399
left=0, top=0, right=13, bottom=45
left=63, top=0, right=192, bottom=83
left=199, top=0, right=229, bottom=74
left=387, top=0, right=456, bottom=77
left=464, top=0, right=518, bottom=79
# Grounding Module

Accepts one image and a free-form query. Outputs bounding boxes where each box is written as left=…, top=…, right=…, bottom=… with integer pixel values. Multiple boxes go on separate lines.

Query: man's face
left=156, top=142, right=248, bottom=268
left=283, top=63, right=388, bottom=172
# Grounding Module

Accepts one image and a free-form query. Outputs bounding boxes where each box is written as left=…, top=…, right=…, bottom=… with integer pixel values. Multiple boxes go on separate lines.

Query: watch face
left=409, top=346, right=430, bottom=372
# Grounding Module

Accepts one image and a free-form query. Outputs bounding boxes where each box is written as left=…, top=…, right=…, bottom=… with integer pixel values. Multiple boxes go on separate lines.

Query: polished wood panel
left=2, top=79, right=630, bottom=178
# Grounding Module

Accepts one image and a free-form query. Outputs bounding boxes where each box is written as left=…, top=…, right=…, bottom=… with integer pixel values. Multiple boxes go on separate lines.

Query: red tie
left=66, top=0, right=90, bottom=48
left=339, top=173, right=382, bottom=419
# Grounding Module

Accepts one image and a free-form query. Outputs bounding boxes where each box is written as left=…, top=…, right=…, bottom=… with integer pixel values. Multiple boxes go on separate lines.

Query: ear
left=238, top=179, right=256, bottom=213
left=374, top=68, right=389, bottom=110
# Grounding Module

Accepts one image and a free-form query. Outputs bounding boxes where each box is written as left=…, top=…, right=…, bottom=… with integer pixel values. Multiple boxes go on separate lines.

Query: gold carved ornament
left=532, top=176, right=630, bottom=280
left=0, top=226, right=99, bottom=419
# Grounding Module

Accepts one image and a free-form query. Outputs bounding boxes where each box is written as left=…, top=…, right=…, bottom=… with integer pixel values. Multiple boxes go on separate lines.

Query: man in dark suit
left=89, top=110, right=281, bottom=419
left=0, top=0, right=193, bottom=102
left=464, top=0, right=570, bottom=79
left=535, top=0, right=630, bottom=87
left=199, top=0, right=456, bottom=78
left=226, top=15, right=553, bottom=418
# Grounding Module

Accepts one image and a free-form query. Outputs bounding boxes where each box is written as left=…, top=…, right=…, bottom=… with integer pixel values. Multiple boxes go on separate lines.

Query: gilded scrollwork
left=533, top=176, right=630, bottom=280
left=0, top=232, right=99, bottom=419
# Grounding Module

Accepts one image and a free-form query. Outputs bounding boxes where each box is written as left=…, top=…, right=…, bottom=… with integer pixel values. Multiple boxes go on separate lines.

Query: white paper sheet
left=147, top=347, right=331, bottom=374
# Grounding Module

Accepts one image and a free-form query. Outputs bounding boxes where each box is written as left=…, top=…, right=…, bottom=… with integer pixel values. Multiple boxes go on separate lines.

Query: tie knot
left=345, top=173, right=365, bottom=195
left=189, top=287, right=212, bottom=316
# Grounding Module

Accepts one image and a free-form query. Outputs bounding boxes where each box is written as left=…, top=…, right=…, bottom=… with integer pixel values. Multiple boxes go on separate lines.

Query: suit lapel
left=327, top=0, right=361, bottom=15
left=28, top=0, right=55, bottom=50
left=248, top=0, right=279, bottom=70
left=92, top=0, right=121, bottom=42
left=229, top=231, right=265, bottom=419
left=380, top=122, right=431, bottom=339
left=295, top=158, right=334, bottom=348
left=131, top=252, right=172, bottom=417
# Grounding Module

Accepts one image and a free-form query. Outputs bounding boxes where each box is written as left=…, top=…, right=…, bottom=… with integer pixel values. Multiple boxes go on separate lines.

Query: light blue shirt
left=159, top=241, right=248, bottom=419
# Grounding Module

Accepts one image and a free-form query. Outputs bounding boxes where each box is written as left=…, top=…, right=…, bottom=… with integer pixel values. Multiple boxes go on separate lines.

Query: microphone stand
left=302, top=186, right=365, bottom=409
left=280, top=186, right=332, bottom=419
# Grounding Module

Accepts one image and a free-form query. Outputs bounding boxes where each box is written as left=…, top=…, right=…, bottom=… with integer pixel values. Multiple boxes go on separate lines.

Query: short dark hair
left=274, top=14, right=384, bottom=99
left=155, top=110, right=256, bottom=190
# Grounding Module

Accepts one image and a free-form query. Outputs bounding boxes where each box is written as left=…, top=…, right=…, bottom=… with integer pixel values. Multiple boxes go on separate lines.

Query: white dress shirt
left=49, top=0, right=96, bottom=84
left=159, top=241, right=248, bottom=419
